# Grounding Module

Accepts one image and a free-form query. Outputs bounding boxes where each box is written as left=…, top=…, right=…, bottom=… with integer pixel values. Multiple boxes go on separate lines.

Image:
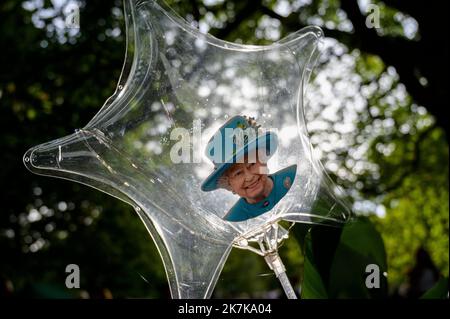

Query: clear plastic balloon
left=23, top=0, right=351, bottom=298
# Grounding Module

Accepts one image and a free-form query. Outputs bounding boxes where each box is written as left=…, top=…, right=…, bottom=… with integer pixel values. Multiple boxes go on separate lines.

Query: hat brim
left=201, top=132, right=278, bottom=192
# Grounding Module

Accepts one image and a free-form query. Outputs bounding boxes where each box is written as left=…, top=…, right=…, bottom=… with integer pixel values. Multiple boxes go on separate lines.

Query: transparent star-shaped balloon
left=23, top=0, right=351, bottom=298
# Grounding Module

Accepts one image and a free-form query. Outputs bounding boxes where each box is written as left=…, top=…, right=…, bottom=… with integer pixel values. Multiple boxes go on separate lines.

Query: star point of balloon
left=24, top=0, right=351, bottom=298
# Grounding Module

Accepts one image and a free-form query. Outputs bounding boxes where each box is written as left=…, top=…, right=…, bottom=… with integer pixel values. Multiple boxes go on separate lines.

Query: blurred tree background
left=0, top=0, right=448, bottom=298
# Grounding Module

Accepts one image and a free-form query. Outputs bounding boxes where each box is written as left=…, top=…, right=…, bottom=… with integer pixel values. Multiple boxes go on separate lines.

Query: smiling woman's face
left=225, top=153, right=272, bottom=203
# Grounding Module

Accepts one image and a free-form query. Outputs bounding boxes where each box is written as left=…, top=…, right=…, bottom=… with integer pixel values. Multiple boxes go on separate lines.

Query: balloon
left=23, top=0, right=351, bottom=298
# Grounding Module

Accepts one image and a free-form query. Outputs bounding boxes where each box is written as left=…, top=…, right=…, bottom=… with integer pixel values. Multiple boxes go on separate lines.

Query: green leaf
left=301, top=231, right=329, bottom=299
left=301, top=224, right=342, bottom=298
left=328, top=216, right=388, bottom=298
left=420, top=277, right=449, bottom=299
left=301, top=216, right=388, bottom=298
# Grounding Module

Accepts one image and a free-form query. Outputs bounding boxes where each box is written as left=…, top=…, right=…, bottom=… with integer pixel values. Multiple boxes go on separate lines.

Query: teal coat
left=223, top=165, right=297, bottom=222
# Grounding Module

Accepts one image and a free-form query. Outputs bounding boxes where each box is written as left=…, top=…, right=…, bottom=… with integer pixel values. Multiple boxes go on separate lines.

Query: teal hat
left=201, top=115, right=278, bottom=192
